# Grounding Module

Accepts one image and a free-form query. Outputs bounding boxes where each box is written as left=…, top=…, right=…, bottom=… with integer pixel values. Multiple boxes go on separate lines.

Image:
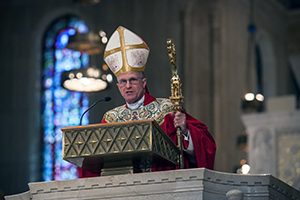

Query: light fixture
left=63, top=30, right=112, bottom=92
left=61, top=65, right=113, bottom=92
left=241, top=92, right=264, bottom=113
left=241, top=164, right=251, bottom=174
left=236, top=159, right=251, bottom=175
left=66, top=30, right=107, bottom=55
left=241, top=0, right=264, bottom=112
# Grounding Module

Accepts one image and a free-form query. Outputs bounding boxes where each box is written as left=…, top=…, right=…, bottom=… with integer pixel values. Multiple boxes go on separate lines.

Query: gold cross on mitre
left=104, top=26, right=150, bottom=77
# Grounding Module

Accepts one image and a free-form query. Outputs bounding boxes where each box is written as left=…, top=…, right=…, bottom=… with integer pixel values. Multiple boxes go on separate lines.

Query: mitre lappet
left=103, top=26, right=150, bottom=77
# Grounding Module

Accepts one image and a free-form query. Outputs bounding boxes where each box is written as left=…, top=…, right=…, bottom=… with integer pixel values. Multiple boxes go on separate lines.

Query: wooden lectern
left=61, top=120, right=180, bottom=176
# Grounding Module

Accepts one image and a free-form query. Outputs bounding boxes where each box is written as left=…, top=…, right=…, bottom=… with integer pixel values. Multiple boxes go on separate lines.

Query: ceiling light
left=66, top=31, right=107, bottom=55
left=61, top=67, right=110, bottom=92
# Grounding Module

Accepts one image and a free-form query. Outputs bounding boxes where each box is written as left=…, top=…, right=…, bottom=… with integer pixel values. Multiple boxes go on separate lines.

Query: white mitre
left=103, top=26, right=150, bottom=77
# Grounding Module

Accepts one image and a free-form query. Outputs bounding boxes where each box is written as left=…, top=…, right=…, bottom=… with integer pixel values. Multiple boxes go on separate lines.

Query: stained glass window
left=41, top=16, right=89, bottom=181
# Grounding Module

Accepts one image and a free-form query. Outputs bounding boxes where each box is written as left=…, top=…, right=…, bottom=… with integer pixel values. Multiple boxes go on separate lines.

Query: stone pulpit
left=5, top=168, right=300, bottom=200
left=5, top=120, right=300, bottom=200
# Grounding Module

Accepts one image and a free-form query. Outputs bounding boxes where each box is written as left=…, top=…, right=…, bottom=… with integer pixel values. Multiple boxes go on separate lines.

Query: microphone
left=79, top=96, right=111, bottom=126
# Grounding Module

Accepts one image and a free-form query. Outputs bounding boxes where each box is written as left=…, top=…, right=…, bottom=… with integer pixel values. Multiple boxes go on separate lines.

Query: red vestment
left=79, top=93, right=216, bottom=177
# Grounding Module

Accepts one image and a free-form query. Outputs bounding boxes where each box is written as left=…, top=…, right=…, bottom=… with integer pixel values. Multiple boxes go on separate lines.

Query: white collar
left=126, top=95, right=145, bottom=110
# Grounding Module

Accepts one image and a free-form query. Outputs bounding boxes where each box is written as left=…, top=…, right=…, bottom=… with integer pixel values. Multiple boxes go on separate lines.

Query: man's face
left=117, top=71, right=146, bottom=104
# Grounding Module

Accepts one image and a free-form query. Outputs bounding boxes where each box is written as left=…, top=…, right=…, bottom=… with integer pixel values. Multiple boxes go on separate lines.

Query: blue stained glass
left=55, top=32, right=68, bottom=49
left=69, top=19, right=88, bottom=33
left=81, top=54, right=89, bottom=66
left=68, top=28, right=76, bottom=35
left=42, top=16, right=89, bottom=181
left=46, top=38, right=54, bottom=48
left=77, top=24, right=88, bottom=33
left=55, top=50, right=64, bottom=60
left=44, top=78, right=53, bottom=88
left=73, top=51, right=82, bottom=58
left=44, top=89, right=52, bottom=97
left=57, top=33, right=69, bottom=48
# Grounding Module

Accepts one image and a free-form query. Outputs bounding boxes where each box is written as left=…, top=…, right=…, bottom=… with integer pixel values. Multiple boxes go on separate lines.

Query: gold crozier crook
left=166, top=39, right=184, bottom=169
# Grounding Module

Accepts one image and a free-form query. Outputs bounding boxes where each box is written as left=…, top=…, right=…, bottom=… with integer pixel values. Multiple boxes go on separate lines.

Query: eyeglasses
left=117, top=77, right=144, bottom=86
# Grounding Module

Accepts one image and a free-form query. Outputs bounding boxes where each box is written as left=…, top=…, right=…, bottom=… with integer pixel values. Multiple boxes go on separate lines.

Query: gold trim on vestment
left=103, top=98, right=175, bottom=125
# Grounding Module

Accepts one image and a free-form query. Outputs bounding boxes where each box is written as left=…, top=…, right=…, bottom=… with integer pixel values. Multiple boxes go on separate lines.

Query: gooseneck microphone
left=79, top=96, right=111, bottom=126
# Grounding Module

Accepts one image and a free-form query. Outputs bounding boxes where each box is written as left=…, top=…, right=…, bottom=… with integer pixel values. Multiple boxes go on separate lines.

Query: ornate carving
left=62, top=121, right=179, bottom=167
left=166, top=39, right=183, bottom=110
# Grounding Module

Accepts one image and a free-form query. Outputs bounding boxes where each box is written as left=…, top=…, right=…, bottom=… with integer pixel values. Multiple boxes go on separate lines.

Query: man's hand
left=174, top=111, right=187, bottom=134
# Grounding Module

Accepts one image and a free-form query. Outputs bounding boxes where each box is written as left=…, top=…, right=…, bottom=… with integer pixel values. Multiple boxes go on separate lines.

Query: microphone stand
left=79, top=97, right=111, bottom=126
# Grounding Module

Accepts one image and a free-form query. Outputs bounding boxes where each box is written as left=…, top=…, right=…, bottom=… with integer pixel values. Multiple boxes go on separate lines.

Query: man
left=79, top=26, right=216, bottom=177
